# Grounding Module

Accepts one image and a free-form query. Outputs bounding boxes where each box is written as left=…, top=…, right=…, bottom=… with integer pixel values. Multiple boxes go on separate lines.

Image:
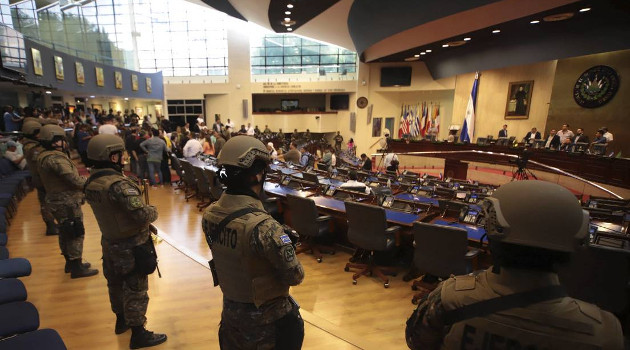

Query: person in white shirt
left=98, top=117, right=118, bottom=135
left=555, top=124, right=574, bottom=144
left=266, top=142, right=278, bottom=160
left=226, top=118, right=234, bottom=130
left=383, top=152, right=398, bottom=169
left=183, top=136, right=203, bottom=157
left=246, top=123, right=255, bottom=136
left=601, top=127, right=614, bottom=142
left=340, top=170, right=370, bottom=194
left=4, top=141, right=26, bottom=169
left=331, top=152, right=336, bottom=167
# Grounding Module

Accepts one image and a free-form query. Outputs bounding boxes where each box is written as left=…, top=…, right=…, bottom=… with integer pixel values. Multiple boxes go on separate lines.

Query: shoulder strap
left=216, top=207, right=268, bottom=234
left=443, top=285, right=567, bottom=325
left=84, top=169, right=123, bottom=191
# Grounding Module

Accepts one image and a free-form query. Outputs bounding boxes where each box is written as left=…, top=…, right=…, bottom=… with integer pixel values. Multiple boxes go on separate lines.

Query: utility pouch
left=133, top=238, right=159, bottom=276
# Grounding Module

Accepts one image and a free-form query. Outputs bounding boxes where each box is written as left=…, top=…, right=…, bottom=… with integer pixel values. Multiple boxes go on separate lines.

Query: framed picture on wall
left=95, top=67, right=104, bottom=87
left=75, top=62, right=85, bottom=84
left=372, top=117, right=382, bottom=137
left=146, top=77, right=152, bottom=93
left=54, top=56, right=64, bottom=80
left=505, top=80, right=533, bottom=119
left=114, top=71, right=123, bottom=89
left=131, top=74, right=138, bottom=91
left=31, top=48, right=43, bottom=76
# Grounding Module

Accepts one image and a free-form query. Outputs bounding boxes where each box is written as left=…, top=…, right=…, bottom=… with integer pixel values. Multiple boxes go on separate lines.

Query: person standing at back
left=140, top=129, right=167, bottom=186
left=498, top=124, right=508, bottom=138
left=202, top=136, right=305, bottom=349
left=406, top=181, right=624, bottom=350
left=84, top=134, right=167, bottom=349
left=37, top=125, right=97, bottom=278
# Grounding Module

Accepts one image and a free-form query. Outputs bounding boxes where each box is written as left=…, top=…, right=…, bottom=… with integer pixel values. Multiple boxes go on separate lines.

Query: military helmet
left=482, top=181, right=588, bottom=253
left=217, top=135, right=270, bottom=168
left=22, top=120, right=42, bottom=136
left=87, top=134, right=125, bottom=162
left=39, top=124, right=66, bottom=142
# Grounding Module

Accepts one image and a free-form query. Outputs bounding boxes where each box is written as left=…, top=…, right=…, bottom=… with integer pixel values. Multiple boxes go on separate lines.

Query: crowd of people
left=499, top=123, right=614, bottom=151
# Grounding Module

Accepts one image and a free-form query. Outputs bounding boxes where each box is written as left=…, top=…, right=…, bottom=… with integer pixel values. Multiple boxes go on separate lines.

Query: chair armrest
left=316, top=215, right=332, bottom=222
left=465, top=248, right=481, bottom=259
left=385, top=226, right=401, bottom=236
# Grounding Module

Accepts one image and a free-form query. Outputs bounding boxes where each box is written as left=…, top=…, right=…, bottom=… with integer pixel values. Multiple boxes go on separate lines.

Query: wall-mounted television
left=380, top=67, right=412, bottom=87
left=330, top=94, right=349, bottom=110
left=281, top=99, right=299, bottom=111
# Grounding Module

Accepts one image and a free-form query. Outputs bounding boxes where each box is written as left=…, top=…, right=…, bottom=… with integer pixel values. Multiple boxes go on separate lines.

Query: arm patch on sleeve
left=279, top=234, right=292, bottom=245
left=124, top=188, right=140, bottom=196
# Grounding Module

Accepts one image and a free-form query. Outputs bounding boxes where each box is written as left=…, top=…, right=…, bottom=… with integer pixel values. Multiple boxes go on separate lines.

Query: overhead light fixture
left=442, top=44, right=449, bottom=47
left=90, top=95, right=95, bottom=98
left=287, top=28, right=293, bottom=31
left=287, top=4, right=293, bottom=8
left=285, top=11, right=291, bottom=15
left=425, top=49, right=432, bottom=53
left=284, top=17, right=291, bottom=21
left=414, top=54, right=420, bottom=57
left=124, top=98, right=129, bottom=100
left=492, top=29, right=501, bottom=33
left=284, top=23, right=290, bottom=26
left=463, top=37, right=471, bottom=41
left=530, top=20, right=540, bottom=24
left=420, top=52, right=426, bottom=55
left=45, top=91, right=52, bottom=94
left=579, top=7, right=591, bottom=12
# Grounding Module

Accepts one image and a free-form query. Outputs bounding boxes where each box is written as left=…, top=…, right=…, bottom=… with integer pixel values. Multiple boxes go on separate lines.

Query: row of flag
left=398, top=102, right=441, bottom=139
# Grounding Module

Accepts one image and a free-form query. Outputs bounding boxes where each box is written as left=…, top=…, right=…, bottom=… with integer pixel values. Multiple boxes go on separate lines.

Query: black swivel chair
left=170, top=154, right=185, bottom=190
left=192, top=166, right=212, bottom=211
left=203, top=168, right=224, bottom=202
left=286, top=194, right=335, bottom=263
left=344, top=201, right=399, bottom=288
left=409, top=222, right=479, bottom=304
left=178, top=160, right=198, bottom=201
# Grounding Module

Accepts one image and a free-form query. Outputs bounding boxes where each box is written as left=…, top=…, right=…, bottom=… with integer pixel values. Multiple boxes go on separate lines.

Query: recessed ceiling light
left=284, top=23, right=290, bottom=26
left=492, top=29, right=501, bottom=34
left=124, top=98, right=129, bottom=100
left=285, top=11, right=291, bottom=15
left=414, top=54, right=420, bottom=57
left=530, top=20, right=540, bottom=24
left=45, top=91, right=51, bottom=94
left=579, top=7, right=591, bottom=12
left=463, top=37, right=471, bottom=41
left=425, top=49, right=432, bottom=53
left=442, top=44, right=449, bottom=47
left=287, top=28, right=293, bottom=31
left=420, top=52, right=426, bottom=55
left=284, top=17, right=290, bottom=21
left=287, top=4, right=293, bottom=9
left=90, top=95, right=95, bottom=98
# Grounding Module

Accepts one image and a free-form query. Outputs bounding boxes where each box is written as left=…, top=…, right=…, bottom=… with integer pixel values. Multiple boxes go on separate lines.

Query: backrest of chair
left=557, top=245, right=629, bottom=313
left=192, top=165, right=211, bottom=195
left=344, top=201, right=388, bottom=251
left=178, top=160, right=197, bottom=185
left=203, top=168, right=223, bottom=200
left=170, top=154, right=184, bottom=177
left=0, top=158, right=13, bottom=175
left=412, top=222, right=468, bottom=277
left=286, top=194, right=319, bottom=237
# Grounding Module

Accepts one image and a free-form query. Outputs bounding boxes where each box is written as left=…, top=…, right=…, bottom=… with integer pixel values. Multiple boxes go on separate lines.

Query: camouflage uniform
left=22, top=138, right=56, bottom=228
left=84, top=170, right=157, bottom=327
left=406, top=267, right=624, bottom=350
left=202, top=193, right=305, bottom=350
left=37, top=150, right=86, bottom=259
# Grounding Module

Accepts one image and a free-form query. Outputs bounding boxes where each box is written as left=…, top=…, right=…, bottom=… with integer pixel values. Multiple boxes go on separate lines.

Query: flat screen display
left=330, top=94, right=349, bottom=110
left=380, top=67, right=412, bottom=87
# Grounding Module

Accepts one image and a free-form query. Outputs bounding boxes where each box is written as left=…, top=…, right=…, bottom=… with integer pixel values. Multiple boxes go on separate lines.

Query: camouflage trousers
left=219, top=298, right=304, bottom=350
left=102, top=236, right=149, bottom=327
left=36, top=187, right=55, bottom=224
left=47, top=198, right=84, bottom=260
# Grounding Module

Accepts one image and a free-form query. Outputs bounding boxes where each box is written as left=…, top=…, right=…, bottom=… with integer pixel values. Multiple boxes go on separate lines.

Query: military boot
left=115, top=313, right=130, bottom=334
left=130, top=326, right=167, bottom=349
left=45, top=221, right=58, bottom=236
left=64, top=256, right=92, bottom=273
left=68, top=259, right=99, bottom=279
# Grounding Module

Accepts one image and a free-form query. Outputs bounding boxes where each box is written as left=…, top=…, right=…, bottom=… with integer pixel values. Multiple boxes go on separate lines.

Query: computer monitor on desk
left=437, top=199, right=469, bottom=218
left=301, top=172, right=320, bottom=185
left=433, top=186, right=455, bottom=199
left=496, top=137, right=509, bottom=146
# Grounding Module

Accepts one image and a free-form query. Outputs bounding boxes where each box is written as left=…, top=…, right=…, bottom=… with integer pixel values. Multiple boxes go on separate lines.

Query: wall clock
left=357, top=96, right=368, bottom=109
left=573, top=65, right=619, bottom=108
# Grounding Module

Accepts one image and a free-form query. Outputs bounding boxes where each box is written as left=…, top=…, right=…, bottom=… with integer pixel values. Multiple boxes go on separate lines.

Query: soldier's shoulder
left=110, top=178, right=141, bottom=196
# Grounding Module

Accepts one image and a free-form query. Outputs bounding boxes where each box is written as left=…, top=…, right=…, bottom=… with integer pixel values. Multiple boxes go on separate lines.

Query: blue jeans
left=147, top=161, right=162, bottom=185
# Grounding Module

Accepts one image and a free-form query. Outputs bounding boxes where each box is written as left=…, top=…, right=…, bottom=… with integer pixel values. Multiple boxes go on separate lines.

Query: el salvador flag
left=460, top=72, right=479, bottom=143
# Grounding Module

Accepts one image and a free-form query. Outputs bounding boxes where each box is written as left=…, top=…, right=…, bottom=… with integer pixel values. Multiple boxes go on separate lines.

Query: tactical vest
left=85, top=170, right=148, bottom=241
left=38, top=150, right=80, bottom=195
left=204, top=196, right=290, bottom=308
left=441, top=271, right=623, bottom=350
left=23, top=139, right=42, bottom=187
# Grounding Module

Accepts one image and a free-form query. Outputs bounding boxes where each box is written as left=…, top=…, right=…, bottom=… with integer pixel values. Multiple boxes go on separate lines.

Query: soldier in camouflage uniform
left=21, top=120, right=57, bottom=235
left=83, top=134, right=167, bottom=349
left=202, top=135, right=305, bottom=350
left=37, top=125, right=98, bottom=278
left=406, top=181, right=624, bottom=350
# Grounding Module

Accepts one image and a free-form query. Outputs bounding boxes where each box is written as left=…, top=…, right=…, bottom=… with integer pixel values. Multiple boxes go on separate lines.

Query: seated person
left=447, top=130, right=457, bottom=143
left=340, top=170, right=369, bottom=194
left=592, top=130, right=607, bottom=144
left=299, top=146, right=312, bottom=167
left=524, top=127, right=541, bottom=143
left=360, top=153, right=372, bottom=171
left=386, top=159, right=400, bottom=175
left=544, top=129, right=560, bottom=149
left=4, top=140, right=26, bottom=170
left=383, top=152, right=398, bottom=170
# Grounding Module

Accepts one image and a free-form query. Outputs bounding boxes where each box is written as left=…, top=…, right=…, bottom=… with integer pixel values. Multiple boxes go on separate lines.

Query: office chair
left=192, top=166, right=212, bottom=211
left=203, top=168, right=224, bottom=202
left=409, top=222, right=479, bottom=304
left=344, top=201, right=399, bottom=288
left=286, top=194, right=335, bottom=262
left=178, top=160, right=198, bottom=201
left=558, top=244, right=629, bottom=314
left=169, top=154, right=185, bottom=190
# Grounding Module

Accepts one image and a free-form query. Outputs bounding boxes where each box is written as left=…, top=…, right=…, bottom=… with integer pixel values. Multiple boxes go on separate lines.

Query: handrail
left=371, top=150, right=624, bottom=199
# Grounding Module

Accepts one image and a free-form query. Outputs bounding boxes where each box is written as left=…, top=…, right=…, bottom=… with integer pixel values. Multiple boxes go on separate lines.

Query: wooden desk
left=388, top=140, right=630, bottom=190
